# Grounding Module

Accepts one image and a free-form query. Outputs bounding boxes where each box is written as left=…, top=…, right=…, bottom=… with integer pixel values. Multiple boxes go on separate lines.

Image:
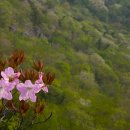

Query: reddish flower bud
left=8, top=50, right=25, bottom=68
left=0, top=60, right=6, bottom=70
left=5, top=100, right=15, bottom=109
left=19, top=69, right=39, bottom=82
left=0, top=59, right=6, bottom=78
left=19, top=100, right=29, bottom=116
left=33, top=60, right=44, bottom=72
left=34, top=100, right=45, bottom=114
left=43, top=72, right=55, bottom=85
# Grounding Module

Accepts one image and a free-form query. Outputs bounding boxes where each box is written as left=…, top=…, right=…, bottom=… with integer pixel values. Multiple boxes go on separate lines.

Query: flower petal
left=3, top=91, right=12, bottom=100
left=17, top=83, right=27, bottom=94
left=6, top=83, right=15, bottom=91
left=1, top=72, right=9, bottom=81
left=29, top=92, right=36, bottom=102
left=12, top=79, right=19, bottom=86
left=15, top=72, right=21, bottom=78
left=33, top=84, right=41, bottom=93
left=5, top=67, right=14, bottom=76
left=42, top=86, right=48, bottom=93
left=25, top=80, right=33, bottom=88
left=19, top=92, right=27, bottom=101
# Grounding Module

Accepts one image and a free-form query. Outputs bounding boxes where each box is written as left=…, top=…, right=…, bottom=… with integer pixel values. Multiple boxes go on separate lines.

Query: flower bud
left=19, top=69, right=39, bottom=82
left=34, top=100, right=45, bottom=114
left=8, top=50, right=25, bottom=68
left=43, top=72, right=55, bottom=85
left=19, top=100, right=29, bottom=116
left=33, top=60, right=44, bottom=72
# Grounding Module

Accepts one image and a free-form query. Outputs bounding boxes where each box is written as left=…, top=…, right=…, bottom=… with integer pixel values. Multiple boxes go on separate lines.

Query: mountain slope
left=1, top=0, right=130, bottom=130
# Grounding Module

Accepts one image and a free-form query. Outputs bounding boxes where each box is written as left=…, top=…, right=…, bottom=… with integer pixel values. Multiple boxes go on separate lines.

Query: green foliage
left=0, top=1, right=13, bottom=28
left=0, top=0, right=130, bottom=130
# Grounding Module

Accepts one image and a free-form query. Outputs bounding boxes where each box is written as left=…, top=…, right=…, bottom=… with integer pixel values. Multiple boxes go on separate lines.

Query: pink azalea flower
left=42, top=86, right=48, bottom=93
left=0, top=79, right=15, bottom=100
left=1, top=67, right=20, bottom=85
left=17, top=80, right=41, bottom=102
left=35, top=73, right=43, bottom=87
left=35, top=73, right=48, bottom=93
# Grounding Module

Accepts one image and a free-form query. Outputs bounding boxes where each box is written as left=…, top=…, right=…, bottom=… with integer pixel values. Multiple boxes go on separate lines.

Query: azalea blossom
left=1, top=67, right=20, bottom=85
left=17, top=80, right=41, bottom=102
left=0, top=79, right=15, bottom=100
left=35, top=73, right=48, bottom=93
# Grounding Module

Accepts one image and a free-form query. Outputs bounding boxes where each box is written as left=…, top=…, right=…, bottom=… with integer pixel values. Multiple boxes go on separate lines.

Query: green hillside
left=1, top=0, right=130, bottom=129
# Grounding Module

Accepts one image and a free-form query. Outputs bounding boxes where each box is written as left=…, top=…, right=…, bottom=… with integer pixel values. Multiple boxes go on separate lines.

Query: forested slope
left=1, top=0, right=130, bottom=129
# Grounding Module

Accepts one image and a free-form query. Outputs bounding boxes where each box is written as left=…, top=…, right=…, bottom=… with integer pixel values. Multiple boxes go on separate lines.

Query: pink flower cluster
left=0, top=67, right=48, bottom=102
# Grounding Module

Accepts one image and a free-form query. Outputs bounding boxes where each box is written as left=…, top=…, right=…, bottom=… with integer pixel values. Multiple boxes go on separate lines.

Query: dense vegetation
left=1, top=0, right=130, bottom=129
